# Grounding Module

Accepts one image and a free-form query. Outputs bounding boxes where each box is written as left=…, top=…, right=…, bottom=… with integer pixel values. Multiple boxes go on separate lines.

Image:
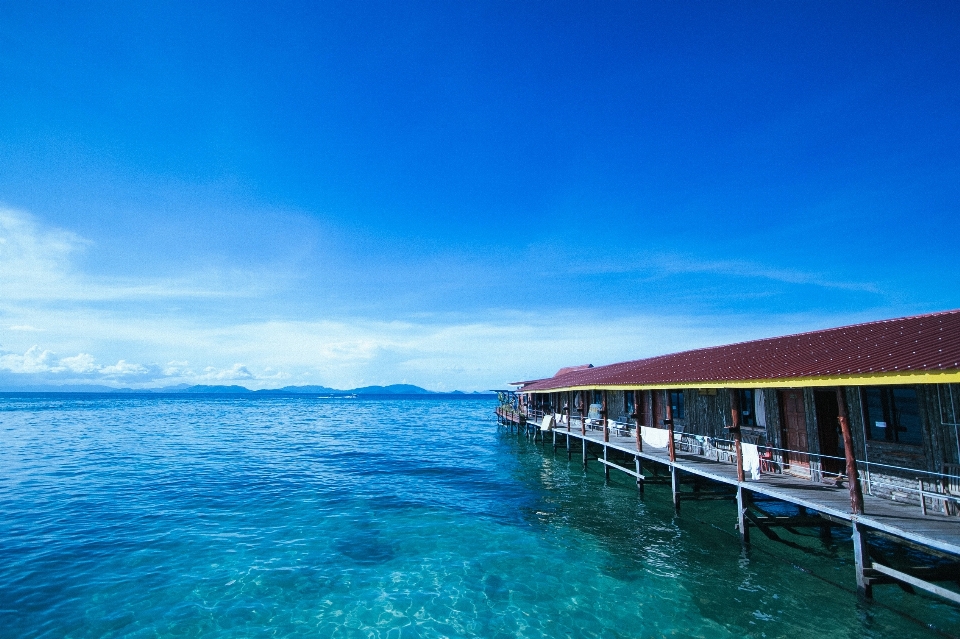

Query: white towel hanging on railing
left=641, top=426, right=670, bottom=449
left=741, top=443, right=761, bottom=480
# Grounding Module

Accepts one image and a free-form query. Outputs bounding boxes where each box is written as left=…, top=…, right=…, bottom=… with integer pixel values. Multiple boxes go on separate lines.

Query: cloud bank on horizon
left=1, top=2, right=958, bottom=390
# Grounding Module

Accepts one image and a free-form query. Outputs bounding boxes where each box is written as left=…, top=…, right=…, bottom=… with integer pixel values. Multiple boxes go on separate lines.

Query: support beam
left=836, top=387, right=865, bottom=515
left=635, top=455, right=644, bottom=494
left=633, top=389, right=643, bottom=453
left=582, top=433, right=588, bottom=468
left=601, top=389, right=609, bottom=443
left=730, top=389, right=745, bottom=483
left=671, top=465, right=680, bottom=514
left=870, top=563, right=960, bottom=605
left=737, top=486, right=750, bottom=544
left=579, top=391, right=586, bottom=437
left=852, top=520, right=873, bottom=599
left=599, top=458, right=643, bottom=480
left=665, top=390, right=676, bottom=463
left=604, top=444, right=610, bottom=483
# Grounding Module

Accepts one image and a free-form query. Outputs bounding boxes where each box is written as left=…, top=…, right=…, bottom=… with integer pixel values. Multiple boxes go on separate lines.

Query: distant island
left=0, top=383, right=494, bottom=396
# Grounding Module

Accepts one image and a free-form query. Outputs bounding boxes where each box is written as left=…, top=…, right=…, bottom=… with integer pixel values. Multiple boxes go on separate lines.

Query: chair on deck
left=540, top=414, right=556, bottom=431
left=585, top=404, right=603, bottom=430
left=607, top=419, right=631, bottom=438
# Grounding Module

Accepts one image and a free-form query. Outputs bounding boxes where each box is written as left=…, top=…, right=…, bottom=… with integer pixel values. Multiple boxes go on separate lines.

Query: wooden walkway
left=496, top=412, right=960, bottom=604
left=555, top=425, right=960, bottom=556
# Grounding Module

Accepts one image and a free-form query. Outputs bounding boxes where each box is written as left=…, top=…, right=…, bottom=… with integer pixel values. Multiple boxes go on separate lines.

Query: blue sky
left=1, top=1, right=958, bottom=390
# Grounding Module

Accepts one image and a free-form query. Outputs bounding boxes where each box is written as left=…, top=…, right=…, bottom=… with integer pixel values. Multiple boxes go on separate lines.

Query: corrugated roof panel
left=521, top=310, right=960, bottom=391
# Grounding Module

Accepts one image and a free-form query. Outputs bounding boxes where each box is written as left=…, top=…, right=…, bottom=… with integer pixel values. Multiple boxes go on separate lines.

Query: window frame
left=737, top=389, right=757, bottom=428
left=669, top=390, right=685, bottom=421
left=861, top=386, right=923, bottom=447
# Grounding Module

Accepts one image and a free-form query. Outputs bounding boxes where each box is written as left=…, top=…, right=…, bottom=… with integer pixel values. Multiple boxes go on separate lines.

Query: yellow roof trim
left=521, top=370, right=960, bottom=393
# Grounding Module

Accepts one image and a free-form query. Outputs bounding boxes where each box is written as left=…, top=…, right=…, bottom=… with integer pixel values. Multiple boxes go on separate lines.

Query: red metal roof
left=520, top=309, right=960, bottom=391
left=554, top=364, right=593, bottom=376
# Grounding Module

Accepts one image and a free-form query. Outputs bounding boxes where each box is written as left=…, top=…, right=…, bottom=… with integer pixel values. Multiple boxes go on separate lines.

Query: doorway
left=779, top=390, right=810, bottom=475
left=814, top=390, right=844, bottom=477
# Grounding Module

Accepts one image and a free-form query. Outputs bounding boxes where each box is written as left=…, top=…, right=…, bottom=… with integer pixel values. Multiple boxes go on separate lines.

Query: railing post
left=602, top=390, right=609, bottom=443
left=836, top=387, right=865, bottom=515
left=665, top=390, right=676, bottom=463
left=579, top=391, right=586, bottom=436
left=579, top=391, right=587, bottom=468
left=665, top=390, right=679, bottom=513
left=633, top=389, right=643, bottom=452
left=730, top=389, right=745, bottom=483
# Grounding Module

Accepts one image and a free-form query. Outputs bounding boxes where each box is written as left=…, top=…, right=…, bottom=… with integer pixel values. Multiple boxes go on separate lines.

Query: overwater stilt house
left=498, top=310, right=960, bottom=604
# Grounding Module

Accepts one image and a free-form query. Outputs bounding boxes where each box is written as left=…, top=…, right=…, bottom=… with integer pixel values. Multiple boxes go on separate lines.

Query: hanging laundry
left=741, top=443, right=761, bottom=480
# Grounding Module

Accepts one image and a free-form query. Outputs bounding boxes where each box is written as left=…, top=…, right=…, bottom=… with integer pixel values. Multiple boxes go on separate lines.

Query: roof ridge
left=590, top=309, right=960, bottom=370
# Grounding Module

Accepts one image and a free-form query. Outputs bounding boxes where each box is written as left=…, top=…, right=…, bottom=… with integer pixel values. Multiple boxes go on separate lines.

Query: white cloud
left=99, top=360, right=149, bottom=377
left=200, top=363, right=255, bottom=381
left=8, top=324, right=43, bottom=332
left=0, top=346, right=60, bottom=374
left=569, top=251, right=880, bottom=293
left=0, top=306, right=877, bottom=390
left=0, top=207, right=270, bottom=301
left=0, top=206, right=892, bottom=392
left=59, top=352, right=98, bottom=373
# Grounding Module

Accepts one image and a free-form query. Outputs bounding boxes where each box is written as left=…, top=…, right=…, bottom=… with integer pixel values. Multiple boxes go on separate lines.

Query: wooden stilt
left=582, top=438, right=588, bottom=468
left=566, top=432, right=571, bottom=460
left=665, top=391, right=676, bottom=463
left=635, top=456, right=644, bottom=494
left=820, top=522, right=833, bottom=544
left=671, top=466, right=680, bottom=514
left=729, top=389, right=745, bottom=483
left=852, top=520, right=873, bottom=599
left=737, top=486, right=750, bottom=544
left=604, top=444, right=610, bottom=483
left=579, top=391, right=586, bottom=436
left=836, top=387, right=865, bottom=515
left=602, top=390, right=609, bottom=443
left=552, top=427, right=557, bottom=453
left=633, top=389, right=642, bottom=453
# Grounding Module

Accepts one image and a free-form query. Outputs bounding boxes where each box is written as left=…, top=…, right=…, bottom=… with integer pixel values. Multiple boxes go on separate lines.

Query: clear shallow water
left=0, top=395, right=957, bottom=638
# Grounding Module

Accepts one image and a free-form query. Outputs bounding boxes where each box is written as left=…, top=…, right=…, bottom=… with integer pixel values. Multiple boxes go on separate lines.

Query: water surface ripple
left=0, top=395, right=956, bottom=638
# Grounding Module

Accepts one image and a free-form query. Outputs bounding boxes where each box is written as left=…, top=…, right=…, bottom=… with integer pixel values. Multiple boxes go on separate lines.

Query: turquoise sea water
left=1, top=394, right=957, bottom=638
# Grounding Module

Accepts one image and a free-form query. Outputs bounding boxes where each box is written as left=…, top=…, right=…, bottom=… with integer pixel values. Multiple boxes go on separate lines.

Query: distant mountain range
left=0, top=383, right=493, bottom=395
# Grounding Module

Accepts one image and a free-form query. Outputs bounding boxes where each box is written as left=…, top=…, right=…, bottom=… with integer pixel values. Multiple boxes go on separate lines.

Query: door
left=814, top=390, right=843, bottom=477
left=652, top=391, right=662, bottom=427
left=779, top=390, right=810, bottom=474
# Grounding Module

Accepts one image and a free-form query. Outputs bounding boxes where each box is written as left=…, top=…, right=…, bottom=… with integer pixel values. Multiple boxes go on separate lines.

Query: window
left=669, top=390, right=685, bottom=420
left=862, top=387, right=922, bottom=446
left=624, top=391, right=634, bottom=416
left=737, top=389, right=757, bottom=428
left=592, top=390, right=603, bottom=405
